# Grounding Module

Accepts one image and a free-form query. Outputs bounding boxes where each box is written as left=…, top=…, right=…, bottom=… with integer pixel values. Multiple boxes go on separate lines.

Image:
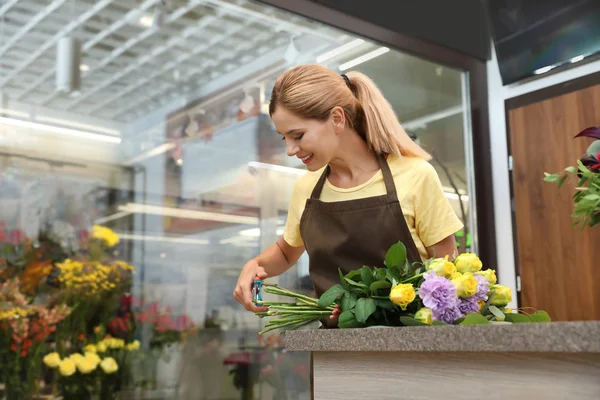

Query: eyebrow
left=278, top=129, right=304, bottom=135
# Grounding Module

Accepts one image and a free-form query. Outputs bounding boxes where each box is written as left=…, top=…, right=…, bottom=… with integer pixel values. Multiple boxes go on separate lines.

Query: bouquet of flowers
left=254, top=242, right=550, bottom=333
left=0, top=278, right=71, bottom=399
left=544, top=126, right=600, bottom=228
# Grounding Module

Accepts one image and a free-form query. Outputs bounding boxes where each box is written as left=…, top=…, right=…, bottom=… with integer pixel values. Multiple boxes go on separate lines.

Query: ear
left=329, top=106, right=346, bottom=133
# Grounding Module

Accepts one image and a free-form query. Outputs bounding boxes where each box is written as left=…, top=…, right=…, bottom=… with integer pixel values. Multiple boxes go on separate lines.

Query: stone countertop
left=284, top=321, right=600, bottom=353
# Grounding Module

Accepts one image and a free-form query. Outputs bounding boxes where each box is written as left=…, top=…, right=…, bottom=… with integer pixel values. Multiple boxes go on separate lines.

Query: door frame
left=257, top=0, right=498, bottom=271
left=505, top=71, right=600, bottom=305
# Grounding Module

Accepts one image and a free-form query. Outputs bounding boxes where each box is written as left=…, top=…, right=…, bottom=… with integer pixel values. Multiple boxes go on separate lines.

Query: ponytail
left=346, top=71, right=431, bottom=160
left=269, top=65, right=430, bottom=160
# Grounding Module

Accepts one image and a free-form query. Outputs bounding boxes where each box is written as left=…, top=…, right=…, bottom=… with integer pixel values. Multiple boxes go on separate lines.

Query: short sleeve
left=283, top=180, right=306, bottom=248
left=412, top=161, right=464, bottom=247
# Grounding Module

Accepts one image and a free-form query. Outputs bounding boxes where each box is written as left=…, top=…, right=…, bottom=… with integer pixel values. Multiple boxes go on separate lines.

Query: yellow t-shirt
left=283, top=155, right=464, bottom=260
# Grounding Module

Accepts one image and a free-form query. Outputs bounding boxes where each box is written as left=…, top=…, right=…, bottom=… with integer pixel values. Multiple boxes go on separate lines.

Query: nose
left=285, top=139, right=299, bottom=157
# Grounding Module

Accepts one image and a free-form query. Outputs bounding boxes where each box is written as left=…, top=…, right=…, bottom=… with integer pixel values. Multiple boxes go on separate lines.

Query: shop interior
left=0, top=0, right=475, bottom=398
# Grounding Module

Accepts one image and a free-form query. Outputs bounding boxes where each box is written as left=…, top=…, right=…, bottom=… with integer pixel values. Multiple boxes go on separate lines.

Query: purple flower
left=458, top=297, right=480, bottom=315
left=418, top=273, right=458, bottom=310
left=472, top=274, right=490, bottom=302
left=432, top=306, right=464, bottom=324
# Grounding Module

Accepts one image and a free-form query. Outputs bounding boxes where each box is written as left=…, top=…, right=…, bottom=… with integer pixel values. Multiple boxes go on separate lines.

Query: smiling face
left=271, top=106, right=345, bottom=171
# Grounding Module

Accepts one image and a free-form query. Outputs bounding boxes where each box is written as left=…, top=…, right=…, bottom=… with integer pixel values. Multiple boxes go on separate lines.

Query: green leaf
left=317, top=284, right=345, bottom=307
left=565, top=166, right=578, bottom=174
left=373, top=268, right=387, bottom=281
left=339, top=269, right=350, bottom=291
left=361, top=266, right=375, bottom=287
left=340, top=291, right=358, bottom=311
left=344, top=270, right=362, bottom=282
left=385, top=242, right=407, bottom=269
left=543, top=173, right=560, bottom=183
left=557, top=174, right=568, bottom=189
left=338, top=311, right=364, bottom=329
left=459, top=313, right=490, bottom=325
left=432, top=320, right=448, bottom=326
left=355, top=298, right=377, bottom=324
left=480, top=292, right=495, bottom=315
left=370, top=280, right=392, bottom=292
left=399, top=316, right=428, bottom=326
left=374, top=298, right=395, bottom=310
left=583, top=194, right=600, bottom=201
left=528, top=310, right=551, bottom=322
left=343, top=278, right=370, bottom=292
left=386, top=267, right=400, bottom=284
left=503, top=313, right=531, bottom=323
left=488, top=305, right=505, bottom=321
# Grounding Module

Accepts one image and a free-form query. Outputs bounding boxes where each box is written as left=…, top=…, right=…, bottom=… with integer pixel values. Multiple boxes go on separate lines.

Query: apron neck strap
left=309, top=154, right=397, bottom=199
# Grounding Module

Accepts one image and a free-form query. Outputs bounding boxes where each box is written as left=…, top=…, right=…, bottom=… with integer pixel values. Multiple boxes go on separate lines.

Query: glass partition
left=0, top=1, right=473, bottom=398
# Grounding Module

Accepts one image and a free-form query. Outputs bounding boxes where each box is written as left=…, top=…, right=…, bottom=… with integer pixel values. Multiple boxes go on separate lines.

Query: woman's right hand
left=233, top=259, right=269, bottom=313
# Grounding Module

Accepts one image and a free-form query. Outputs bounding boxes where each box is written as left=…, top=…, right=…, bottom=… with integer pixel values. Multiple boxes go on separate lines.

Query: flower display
left=545, top=126, right=600, bottom=228
left=254, top=242, right=551, bottom=331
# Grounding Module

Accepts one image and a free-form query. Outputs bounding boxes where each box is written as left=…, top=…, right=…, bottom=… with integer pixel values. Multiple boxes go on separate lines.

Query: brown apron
left=301, top=154, right=422, bottom=399
left=300, top=153, right=421, bottom=298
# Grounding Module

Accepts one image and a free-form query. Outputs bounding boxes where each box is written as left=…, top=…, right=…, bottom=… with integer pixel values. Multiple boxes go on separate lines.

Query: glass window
left=0, top=1, right=474, bottom=399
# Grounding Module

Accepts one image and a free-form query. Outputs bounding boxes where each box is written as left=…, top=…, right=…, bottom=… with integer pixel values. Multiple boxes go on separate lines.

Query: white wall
left=487, top=47, right=600, bottom=309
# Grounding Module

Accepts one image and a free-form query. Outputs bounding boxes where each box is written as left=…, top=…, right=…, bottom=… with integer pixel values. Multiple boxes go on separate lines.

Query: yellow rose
left=43, top=352, right=61, bottom=368
left=100, top=357, right=119, bottom=374
left=389, top=283, right=416, bottom=310
left=76, top=358, right=97, bottom=374
left=426, top=256, right=456, bottom=278
left=84, top=344, right=97, bottom=353
left=454, top=253, right=483, bottom=273
left=450, top=272, right=463, bottom=280
left=69, top=353, right=84, bottom=365
left=59, top=359, right=76, bottom=377
left=414, top=308, right=432, bottom=325
left=106, top=338, right=124, bottom=349
left=84, top=352, right=101, bottom=368
left=475, top=269, right=497, bottom=285
left=451, top=272, right=478, bottom=298
left=126, top=340, right=140, bottom=351
left=96, top=341, right=107, bottom=353
left=92, top=225, right=120, bottom=248
left=491, top=285, right=512, bottom=306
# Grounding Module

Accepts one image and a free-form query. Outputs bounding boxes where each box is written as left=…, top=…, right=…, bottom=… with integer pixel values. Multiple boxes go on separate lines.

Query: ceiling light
left=0, top=116, right=121, bottom=143
left=317, top=39, right=364, bottom=63
left=533, top=65, right=555, bottom=75
left=118, top=203, right=259, bottom=225
left=116, top=233, right=209, bottom=245
left=339, top=47, right=390, bottom=71
left=570, top=55, right=585, bottom=63
left=139, top=15, right=153, bottom=27
left=239, top=227, right=284, bottom=237
left=80, top=64, right=90, bottom=72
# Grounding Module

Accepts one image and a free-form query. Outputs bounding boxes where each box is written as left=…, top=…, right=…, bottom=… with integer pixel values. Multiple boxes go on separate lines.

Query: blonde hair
left=269, top=64, right=430, bottom=159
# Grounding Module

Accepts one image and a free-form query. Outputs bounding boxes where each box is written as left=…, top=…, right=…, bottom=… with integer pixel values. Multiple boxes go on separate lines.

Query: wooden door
left=508, top=83, right=600, bottom=321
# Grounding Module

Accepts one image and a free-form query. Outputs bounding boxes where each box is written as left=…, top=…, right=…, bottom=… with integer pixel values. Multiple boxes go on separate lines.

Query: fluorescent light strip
left=0, top=116, right=121, bottom=143
left=117, top=233, right=209, bottom=245
left=35, top=116, right=120, bottom=136
left=0, top=108, right=29, bottom=118
left=339, top=47, right=390, bottom=71
left=316, top=39, right=364, bottom=63
left=118, top=203, right=259, bottom=225
left=94, top=210, right=131, bottom=225
left=533, top=65, right=555, bottom=75
left=248, top=161, right=306, bottom=176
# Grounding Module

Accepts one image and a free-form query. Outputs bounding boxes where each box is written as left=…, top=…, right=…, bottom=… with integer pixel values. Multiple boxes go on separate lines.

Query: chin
left=306, top=160, right=325, bottom=172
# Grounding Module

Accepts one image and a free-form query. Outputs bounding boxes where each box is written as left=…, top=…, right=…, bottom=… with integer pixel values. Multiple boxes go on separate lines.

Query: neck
left=328, top=130, right=380, bottom=183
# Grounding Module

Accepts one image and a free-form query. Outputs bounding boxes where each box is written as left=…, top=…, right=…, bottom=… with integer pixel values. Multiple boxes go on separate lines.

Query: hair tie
left=341, top=73, right=351, bottom=88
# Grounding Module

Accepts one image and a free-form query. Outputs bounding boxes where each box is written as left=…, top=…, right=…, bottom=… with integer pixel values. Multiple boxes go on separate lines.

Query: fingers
left=232, top=267, right=269, bottom=313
